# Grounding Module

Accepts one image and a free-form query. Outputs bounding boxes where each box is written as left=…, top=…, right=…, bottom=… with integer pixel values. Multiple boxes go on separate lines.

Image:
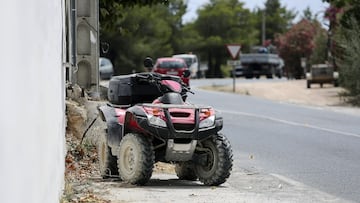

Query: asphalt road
left=188, top=78, right=360, bottom=202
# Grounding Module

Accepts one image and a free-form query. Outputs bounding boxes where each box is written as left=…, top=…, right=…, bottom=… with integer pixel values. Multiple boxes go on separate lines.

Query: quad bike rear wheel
left=98, top=134, right=119, bottom=178
left=117, top=133, right=154, bottom=185
left=175, top=161, right=197, bottom=181
left=195, top=134, right=233, bottom=186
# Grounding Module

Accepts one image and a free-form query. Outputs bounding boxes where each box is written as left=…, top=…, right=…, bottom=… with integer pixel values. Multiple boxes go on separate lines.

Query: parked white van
left=172, top=54, right=199, bottom=78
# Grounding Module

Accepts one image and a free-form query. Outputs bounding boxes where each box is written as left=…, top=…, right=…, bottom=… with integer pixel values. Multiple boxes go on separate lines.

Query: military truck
left=306, top=64, right=339, bottom=88
left=240, top=46, right=283, bottom=79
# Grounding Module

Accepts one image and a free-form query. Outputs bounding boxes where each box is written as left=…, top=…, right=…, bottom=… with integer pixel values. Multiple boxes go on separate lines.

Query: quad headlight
left=147, top=115, right=167, bottom=127
left=199, top=115, right=215, bottom=128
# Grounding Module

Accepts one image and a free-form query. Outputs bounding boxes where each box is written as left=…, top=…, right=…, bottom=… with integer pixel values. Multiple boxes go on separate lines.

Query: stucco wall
left=0, top=1, right=65, bottom=203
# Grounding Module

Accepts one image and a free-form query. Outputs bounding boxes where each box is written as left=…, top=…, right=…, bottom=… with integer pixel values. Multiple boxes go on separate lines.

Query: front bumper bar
left=135, top=103, right=223, bottom=141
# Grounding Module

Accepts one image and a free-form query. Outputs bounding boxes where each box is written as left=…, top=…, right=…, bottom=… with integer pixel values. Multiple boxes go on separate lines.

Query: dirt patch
left=154, top=162, right=175, bottom=174
left=61, top=133, right=176, bottom=203
left=203, top=79, right=349, bottom=107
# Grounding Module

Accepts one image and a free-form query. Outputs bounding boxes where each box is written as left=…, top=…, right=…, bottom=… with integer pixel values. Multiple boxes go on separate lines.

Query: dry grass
left=61, top=132, right=176, bottom=203
left=61, top=134, right=110, bottom=203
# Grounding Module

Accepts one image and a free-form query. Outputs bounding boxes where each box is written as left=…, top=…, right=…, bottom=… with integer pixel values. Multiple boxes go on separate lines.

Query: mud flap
left=98, top=105, right=123, bottom=152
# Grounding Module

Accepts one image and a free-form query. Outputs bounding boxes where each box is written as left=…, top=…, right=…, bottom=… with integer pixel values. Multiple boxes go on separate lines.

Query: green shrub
left=335, top=18, right=360, bottom=105
left=221, top=65, right=232, bottom=78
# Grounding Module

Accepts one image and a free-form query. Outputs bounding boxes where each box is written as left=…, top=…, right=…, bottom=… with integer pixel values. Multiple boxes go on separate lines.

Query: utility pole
left=65, top=0, right=100, bottom=97
left=262, top=9, right=266, bottom=46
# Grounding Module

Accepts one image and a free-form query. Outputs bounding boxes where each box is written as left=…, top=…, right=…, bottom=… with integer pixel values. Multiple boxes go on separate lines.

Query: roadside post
left=301, top=57, right=307, bottom=77
left=226, top=44, right=241, bottom=92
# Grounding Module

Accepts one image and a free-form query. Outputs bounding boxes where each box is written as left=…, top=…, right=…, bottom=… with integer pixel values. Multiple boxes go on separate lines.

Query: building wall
left=0, top=1, right=65, bottom=203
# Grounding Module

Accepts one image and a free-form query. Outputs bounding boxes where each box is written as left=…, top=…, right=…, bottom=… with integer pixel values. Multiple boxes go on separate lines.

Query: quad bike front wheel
left=98, top=134, right=119, bottom=178
left=195, top=134, right=233, bottom=186
left=117, top=133, right=154, bottom=185
left=175, top=161, right=197, bottom=181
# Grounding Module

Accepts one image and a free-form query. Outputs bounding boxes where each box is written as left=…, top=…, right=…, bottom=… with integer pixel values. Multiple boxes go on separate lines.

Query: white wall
left=0, top=1, right=65, bottom=203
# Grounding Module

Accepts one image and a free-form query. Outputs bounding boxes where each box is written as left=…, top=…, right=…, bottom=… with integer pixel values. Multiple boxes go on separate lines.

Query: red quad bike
left=97, top=58, right=233, bottom=186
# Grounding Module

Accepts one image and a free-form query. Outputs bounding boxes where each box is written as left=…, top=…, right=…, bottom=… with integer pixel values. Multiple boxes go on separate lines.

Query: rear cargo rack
left=107, top=103, right=131, bottom=108
left=141, top=103, right=212, bottom=109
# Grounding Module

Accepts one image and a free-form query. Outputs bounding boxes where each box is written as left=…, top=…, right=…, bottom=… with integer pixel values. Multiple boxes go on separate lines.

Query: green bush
left=221, top=65, right=232, bottom=78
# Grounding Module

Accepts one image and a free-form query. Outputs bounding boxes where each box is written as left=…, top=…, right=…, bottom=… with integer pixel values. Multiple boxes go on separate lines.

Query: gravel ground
left=203, top=79, right=348, bottom=107
left=202, top=79, right=360, bottom=116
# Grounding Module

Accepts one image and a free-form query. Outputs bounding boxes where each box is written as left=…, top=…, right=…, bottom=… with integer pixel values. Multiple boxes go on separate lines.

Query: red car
left=152, top=57, right=190, bottom=86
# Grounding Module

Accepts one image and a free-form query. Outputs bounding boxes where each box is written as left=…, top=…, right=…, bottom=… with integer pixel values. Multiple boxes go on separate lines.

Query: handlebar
left=135, top=72, right=193, bottom=95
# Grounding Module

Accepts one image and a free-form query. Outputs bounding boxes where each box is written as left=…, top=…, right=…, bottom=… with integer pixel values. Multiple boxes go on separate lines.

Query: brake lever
left=187, top=88, right=195, bottom=94
left=136, top=73, right=149, bottom=80
left=181, top=83, right=194, bottom=94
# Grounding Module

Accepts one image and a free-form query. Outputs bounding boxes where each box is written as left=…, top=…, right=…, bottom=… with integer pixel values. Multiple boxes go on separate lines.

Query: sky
left=182, top=0, right=330, bottom=23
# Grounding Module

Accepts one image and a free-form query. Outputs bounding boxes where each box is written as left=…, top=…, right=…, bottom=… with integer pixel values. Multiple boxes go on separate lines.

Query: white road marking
left=221, top=109, right=360, bottom=139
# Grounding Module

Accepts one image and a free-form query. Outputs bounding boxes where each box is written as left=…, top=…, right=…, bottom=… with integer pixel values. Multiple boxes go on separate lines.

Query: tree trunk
left=214, top=54, right=223, bottom=78
left=206, top=50, right=214, bottom=78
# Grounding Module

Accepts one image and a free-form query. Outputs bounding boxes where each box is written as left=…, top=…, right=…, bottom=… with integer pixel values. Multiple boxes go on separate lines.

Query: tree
left=302, top=6, right=315, bottom=21
left=166, top=1, right=187, bottom=53
left=309, top=27, right=328, bottom=65
left=322, top=0, right=360, bottom=104
left=275, top=19, right=317, bottom=79
left=301, top=7, right=328, bottom=66
left=193, top=0, right=258, bottom=78
left=99, top=0, right=186, bottom=74
left=255, top=0, right=296, bottom=45
left=99, top=0, right=169, bottom=33
left=334, top=18, right=360, bottom=104
left=323, top=0, right=360, bottom=28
